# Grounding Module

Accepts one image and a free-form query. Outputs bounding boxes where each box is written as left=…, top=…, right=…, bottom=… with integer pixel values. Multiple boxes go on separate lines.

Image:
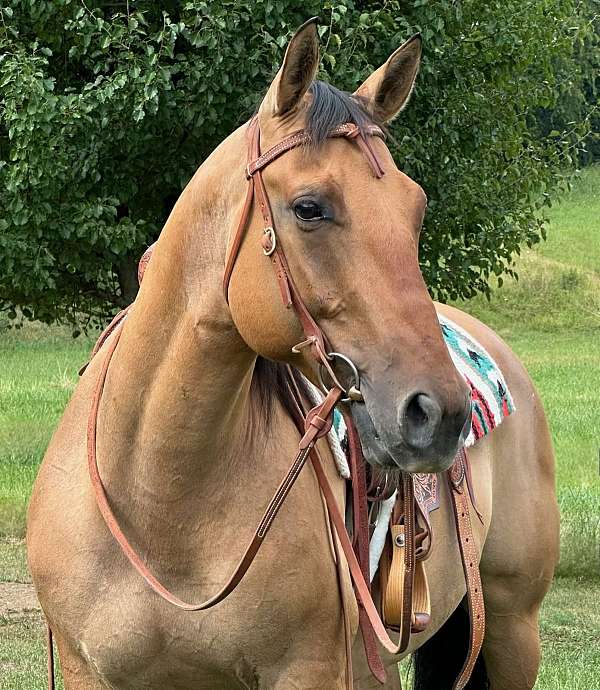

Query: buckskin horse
left=27, top=19, right=559, bottom=690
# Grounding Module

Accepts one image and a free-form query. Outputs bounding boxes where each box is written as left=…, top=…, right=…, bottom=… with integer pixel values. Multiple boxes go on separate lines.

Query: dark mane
left=252, top=358, right=302, bottom=428
left=305, top=80, right=380, bottom=146
left=252, top=80, right=380, bottom=425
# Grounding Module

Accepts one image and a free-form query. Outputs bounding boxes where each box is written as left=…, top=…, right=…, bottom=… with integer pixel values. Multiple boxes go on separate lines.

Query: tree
left=0, top=0, right=593, bottom=327
left=535, top=0, right=599, bottom=166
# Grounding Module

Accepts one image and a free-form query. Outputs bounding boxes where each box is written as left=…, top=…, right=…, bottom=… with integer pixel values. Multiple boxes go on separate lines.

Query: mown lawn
left=1, top=168, right=599, bottom=688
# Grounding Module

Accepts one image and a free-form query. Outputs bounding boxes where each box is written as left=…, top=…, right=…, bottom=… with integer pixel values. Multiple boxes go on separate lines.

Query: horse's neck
left=96, top=145, right=276, bottom=521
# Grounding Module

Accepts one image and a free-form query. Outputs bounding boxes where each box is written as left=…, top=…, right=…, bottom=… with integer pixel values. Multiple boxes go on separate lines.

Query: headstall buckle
left=262, top=227, right=277, bottom=256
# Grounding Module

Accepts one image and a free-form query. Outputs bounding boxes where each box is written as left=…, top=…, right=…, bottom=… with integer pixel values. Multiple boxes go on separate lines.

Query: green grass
left=507, top=333, right=600, bottom=578
left=452, top=165, right=600, bottom=579
left=0, top=537, right=29, bottom=584
left=535, top=578, right=600, bottom=689
left=456, top=170, right=600, bottom=336
left=0, top=614, right=62, bottom=690
left=1, top=168, right=599, bottom=687
left=0, top=324, right=92, bottom=538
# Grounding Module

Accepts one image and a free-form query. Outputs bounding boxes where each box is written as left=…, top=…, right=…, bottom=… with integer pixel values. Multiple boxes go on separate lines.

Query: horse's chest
left=78, top=592, right=264, bottom=689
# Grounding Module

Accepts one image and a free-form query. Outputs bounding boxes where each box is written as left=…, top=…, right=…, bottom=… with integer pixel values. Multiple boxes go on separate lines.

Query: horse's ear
left=261, top=18, right=320, bottom=117
left=354, top=34, right=421, bottom=123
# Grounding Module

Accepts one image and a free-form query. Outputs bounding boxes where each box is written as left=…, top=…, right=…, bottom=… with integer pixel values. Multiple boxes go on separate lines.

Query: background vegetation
left=2, top=166, right=599, bottom=689
left=536, top=0, right=600, bottom=165
left=1, top=0, right=597, bottom=327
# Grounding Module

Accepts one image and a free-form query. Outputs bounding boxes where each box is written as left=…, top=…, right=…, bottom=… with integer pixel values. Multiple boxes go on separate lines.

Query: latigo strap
left=448, top=449, right=486, bottom=689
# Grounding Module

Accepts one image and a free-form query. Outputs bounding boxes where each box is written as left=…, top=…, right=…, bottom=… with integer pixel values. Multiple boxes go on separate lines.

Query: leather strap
left=342, top=409, right=387, bottom=684
left=399, top=474, right=416, bottom=650
left=330, top=506, right=355, bottom=689
left=447, top=449, right=486, bottom=690
left=246, top=122, right=384, bottom=177
left=309, top=443, right=414, bottom=656
left=285, top=376, right=386, bottom=687
left=308, top=440, right=485, bottom=689
left=87, top=322, right=342, bottom=611
left=47, top=625, right=55, bottom=690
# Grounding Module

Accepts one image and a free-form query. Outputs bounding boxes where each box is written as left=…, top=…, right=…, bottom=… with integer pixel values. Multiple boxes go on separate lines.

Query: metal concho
left=318, top=352, right=362, bottom=403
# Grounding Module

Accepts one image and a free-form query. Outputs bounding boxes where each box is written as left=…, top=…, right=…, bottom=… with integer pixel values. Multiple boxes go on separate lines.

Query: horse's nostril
left=406, top=394, right=431, bottom=427
left=399, top=392, right=442, bottom=450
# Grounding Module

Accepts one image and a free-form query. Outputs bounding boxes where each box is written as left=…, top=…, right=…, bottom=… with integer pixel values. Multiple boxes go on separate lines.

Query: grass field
left=1, top=168, right=599, bottom=688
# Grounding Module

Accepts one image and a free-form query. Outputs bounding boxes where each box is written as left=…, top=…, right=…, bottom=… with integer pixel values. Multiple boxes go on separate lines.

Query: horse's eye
left=294, top=199, right=325, bottom=222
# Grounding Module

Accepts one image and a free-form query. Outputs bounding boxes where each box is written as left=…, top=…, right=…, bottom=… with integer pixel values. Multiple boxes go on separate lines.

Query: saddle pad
left=438, top=313, right=515, bottom=446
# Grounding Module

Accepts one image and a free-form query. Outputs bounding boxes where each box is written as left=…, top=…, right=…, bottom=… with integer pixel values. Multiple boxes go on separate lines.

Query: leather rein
left=48, top=117, right=484, bottom=690
left=88, top=116, right=388, bottom=611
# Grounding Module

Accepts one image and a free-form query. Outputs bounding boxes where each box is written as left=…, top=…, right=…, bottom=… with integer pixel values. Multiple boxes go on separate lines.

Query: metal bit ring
left=318, top=352, right=362, bottom=403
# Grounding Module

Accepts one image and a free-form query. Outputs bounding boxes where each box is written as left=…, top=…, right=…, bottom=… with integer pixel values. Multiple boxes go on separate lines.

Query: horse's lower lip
left=361, top=435, right=403, bottom=469
left=386, top=442, right=459, bottom=473
left=361, top=431, right=460, bottom=473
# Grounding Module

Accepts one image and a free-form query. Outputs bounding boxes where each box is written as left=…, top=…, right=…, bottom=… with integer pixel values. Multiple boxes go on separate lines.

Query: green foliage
left=535, top=0, right=600, bottom=165
left=0, top=1, right=594, bottom=324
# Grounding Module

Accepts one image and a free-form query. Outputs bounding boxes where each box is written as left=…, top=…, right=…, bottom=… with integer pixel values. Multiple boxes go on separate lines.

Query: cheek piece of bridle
left=75, top=116, right=484, bottom=690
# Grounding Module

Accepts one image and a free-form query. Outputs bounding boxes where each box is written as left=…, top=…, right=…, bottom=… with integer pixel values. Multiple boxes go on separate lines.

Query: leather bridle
left=223, top=116, right=386, bottom=401
left=68, top=117, right=485, bottom=690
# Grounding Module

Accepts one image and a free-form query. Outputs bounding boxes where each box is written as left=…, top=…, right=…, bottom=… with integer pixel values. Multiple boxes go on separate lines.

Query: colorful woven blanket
left=438, top=313, right=515, bottom=447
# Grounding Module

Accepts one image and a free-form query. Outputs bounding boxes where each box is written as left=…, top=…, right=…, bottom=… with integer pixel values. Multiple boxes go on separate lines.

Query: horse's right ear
left=261, top=18, right=320, bottom=118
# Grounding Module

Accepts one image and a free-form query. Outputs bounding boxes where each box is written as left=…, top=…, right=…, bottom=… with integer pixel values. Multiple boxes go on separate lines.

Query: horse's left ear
left=261, top=18, right=320, bottom=117
left=354, top=34, right=421, bottom=123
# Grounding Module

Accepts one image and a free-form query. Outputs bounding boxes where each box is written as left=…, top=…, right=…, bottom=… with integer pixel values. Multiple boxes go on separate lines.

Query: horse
left=27, top=19, right=559, bottom=690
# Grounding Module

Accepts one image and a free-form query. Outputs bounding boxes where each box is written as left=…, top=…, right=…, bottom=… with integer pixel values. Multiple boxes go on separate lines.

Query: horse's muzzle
left=351, top=387, right=472, bottom=473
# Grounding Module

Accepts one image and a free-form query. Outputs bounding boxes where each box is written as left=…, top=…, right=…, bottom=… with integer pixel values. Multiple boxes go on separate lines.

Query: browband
left=246, top=122, right=386, bottom=177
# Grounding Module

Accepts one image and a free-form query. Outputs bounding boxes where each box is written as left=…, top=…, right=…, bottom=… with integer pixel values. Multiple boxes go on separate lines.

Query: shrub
left=0, top=1, right=593, bottom=325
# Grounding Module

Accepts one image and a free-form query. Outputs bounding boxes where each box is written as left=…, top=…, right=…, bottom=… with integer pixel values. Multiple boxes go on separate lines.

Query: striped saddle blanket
left=438, top=313, right=515, bottom=445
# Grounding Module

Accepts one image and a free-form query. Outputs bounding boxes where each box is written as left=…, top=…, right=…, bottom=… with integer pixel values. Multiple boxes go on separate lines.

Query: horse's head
left=227, top=20, right=471, bottom=473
